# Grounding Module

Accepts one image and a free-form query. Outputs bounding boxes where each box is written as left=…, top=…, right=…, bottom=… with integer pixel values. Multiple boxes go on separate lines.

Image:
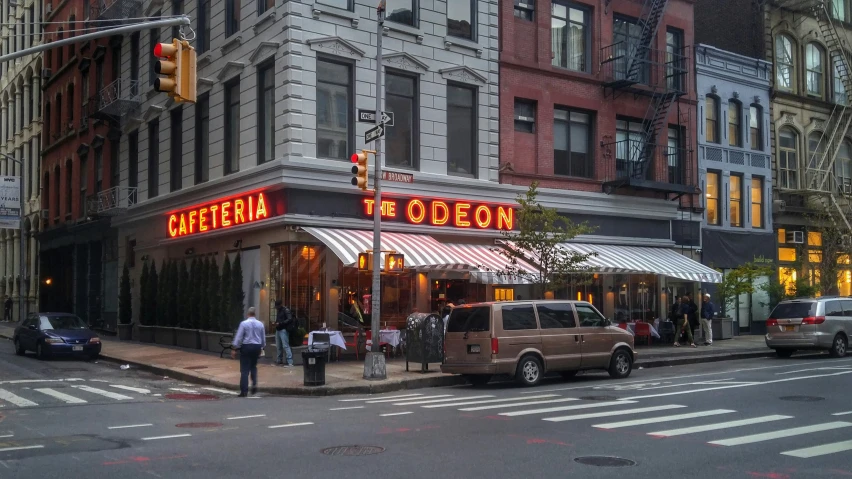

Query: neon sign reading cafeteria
left=363, top=198, right=514, bottom=230
left=168, top=192, right=270, bottom=238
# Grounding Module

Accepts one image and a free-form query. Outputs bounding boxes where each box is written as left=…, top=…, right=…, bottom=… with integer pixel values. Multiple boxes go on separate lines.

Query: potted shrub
left=117, top=262, right=133, bottom=340
left=138, top=261, right=156, bottom=343
left=290, top=327, right=308, bottom=366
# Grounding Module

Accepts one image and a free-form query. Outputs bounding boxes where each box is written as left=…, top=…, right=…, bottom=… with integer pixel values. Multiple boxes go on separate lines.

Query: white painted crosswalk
left=0, top=381, right=236, bottom=408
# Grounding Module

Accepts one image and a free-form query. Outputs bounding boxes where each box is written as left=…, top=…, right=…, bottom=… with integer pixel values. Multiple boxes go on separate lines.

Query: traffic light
left=350, top=150, right=369, bottom=190
left=385, top=253, right=405, bottom=272
left=153, top=39, right=197, bottom=103
left=357, top=252, right=373, bottom=271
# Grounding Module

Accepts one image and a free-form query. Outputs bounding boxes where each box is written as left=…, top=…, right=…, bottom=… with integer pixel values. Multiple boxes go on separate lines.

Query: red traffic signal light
left=153, top=39, right=197, bottom=103
left=351, top=150, right=369, bottom=190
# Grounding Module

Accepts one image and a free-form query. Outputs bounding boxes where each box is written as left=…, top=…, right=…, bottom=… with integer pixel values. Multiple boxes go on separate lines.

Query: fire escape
left=600, top=0, right=696, bottom=199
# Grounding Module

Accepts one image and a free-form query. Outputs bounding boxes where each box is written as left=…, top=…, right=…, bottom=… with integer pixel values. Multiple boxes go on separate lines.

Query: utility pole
left=364, top=0, right=388, bottom=380
left=0, top=153, right=25, bottom=323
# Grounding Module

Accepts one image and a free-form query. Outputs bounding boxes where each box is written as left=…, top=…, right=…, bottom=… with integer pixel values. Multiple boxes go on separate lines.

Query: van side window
left=447, top=306, right=491, bottom=332
left=502, top=305, right=538, bottom=331
left=825, top=300, right=844, bottom=317
left=575, top=304, right=606, bottom=327
left=537, top=303, right=577, bottom=329
left=842, top=300, right=852, bottom=317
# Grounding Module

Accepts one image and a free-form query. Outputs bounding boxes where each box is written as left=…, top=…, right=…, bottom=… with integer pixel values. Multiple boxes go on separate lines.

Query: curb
left=635, top=350, right=776, bottom=368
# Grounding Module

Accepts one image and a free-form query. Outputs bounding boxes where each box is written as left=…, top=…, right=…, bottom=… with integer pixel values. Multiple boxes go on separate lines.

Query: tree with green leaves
left=139, top=261, right=150, bottom=326
left=497, top=182, right=596, bottom=299
left=716, top=262, right=774, bottom=317
left=230, top=254, right=246, bottom=331
left=199, top=257, right=212, bottom=330
left=220, top=255, right=232, bottom=332
left=148, top=261, right=159, bottom=327
left=157, top=259, right=168, bottom=326
left=119, top=262, right=132, bottom=325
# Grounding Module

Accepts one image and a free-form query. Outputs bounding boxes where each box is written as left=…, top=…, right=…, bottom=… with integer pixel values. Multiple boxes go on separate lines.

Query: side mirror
left=27, top=324, right=38, bottom=330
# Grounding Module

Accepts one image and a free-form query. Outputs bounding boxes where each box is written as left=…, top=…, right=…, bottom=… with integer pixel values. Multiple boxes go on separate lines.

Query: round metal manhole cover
left=574, top=456, right=636, bottom=467
left=579, top=395, right=620, bottom=401
left=164, top=393, right=219, bottom=401
left=779, top=396, right=825, bottom=402
left=321, top=446, right=386, bottom=456
left=175, top=422, right=223, bottom=428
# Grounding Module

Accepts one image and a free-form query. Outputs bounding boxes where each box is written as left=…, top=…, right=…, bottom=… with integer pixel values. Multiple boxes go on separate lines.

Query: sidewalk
left=0, top=323, right=772, bottom=396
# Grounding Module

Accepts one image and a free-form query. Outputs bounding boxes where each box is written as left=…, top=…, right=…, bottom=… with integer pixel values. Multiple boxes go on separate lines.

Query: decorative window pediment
left=439, top=66, right=487, bottom=85
left=250, top=41, right=281, bottom=64
left=307, top=36, right=365, bottom=59
left=383, top=52, right=429, bottom=74
left=217, top=61, right=246, bottom=81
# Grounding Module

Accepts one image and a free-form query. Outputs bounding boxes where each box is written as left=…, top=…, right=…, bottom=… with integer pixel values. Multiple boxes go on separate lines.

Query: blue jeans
left=275, top=329, right=293, bottom=365
left=238, top=344, right=262, bottom=395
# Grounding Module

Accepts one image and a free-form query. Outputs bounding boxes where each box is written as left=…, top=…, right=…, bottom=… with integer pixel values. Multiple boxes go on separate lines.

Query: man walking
left=273, top=300, right=295, bottom=367
left=701, top=293, right=716, bottom=346
left=674, top=296, right=696, bottom=348
left=231, top=307, right=266, bottom=397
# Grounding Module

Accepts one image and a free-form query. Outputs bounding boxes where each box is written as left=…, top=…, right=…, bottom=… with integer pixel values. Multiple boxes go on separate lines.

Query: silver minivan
left=765, top=297, right=850, bottom=358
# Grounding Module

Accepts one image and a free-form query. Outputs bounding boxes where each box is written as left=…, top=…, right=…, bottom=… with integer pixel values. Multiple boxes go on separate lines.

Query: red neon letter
left=497, top=206, right=514, bottom=230
left=431, top=201, right=449, bottom=226
left=178, top=214, right=188, bottom=236
left=168, top=215, right=178, bottom=237
left=248, top=196, right=254, bottom=221
left=406, top=199, right=426, bottom=224
left=474, top=205, right=492, bottom=229
left=199, top=207, right=208, bottom=232
left=256, top=193, right=268, bottom=219
left=364, top=199, right=376, bottom=215
left=221, top=201, right=232, bottom=227
left=188, top=210, right=197, bottom=233
left=210, top=205, right=219, bottom=228
left=454, top=203, right=471, bottom=228
left=383, top=200, right=397, bottom=218
left=235, top=199, right=246, bottom=224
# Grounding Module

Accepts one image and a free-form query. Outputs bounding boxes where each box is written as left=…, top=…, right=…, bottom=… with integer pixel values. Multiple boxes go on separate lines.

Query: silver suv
left=765, top=297, right=850, bottom=358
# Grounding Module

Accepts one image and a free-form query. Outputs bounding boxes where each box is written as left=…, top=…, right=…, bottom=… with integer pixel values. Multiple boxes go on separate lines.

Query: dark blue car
left=13, top=313, right=102, bottom=360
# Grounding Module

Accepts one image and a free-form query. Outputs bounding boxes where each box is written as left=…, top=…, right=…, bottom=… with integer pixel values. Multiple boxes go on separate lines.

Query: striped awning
left=438, top=242, right=538, bottom=285
left=557, top=243, right=722, bottom=283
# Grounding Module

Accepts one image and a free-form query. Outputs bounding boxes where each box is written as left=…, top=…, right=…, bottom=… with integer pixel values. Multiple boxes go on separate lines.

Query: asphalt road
left=1, top=337, right=851, bottom=479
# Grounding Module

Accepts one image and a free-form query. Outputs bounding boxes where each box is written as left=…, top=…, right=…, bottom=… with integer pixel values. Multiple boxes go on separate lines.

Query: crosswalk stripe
left=380, top=412, right=413, bottom=417
left=33, top=388, right=87, bottom=404
left=500, top=400, right=636, bottom=417
left=648, top=415, right=792, bottom=437
left=423, top=394, right=561, bottom=408
left=202, top=387, right=240, bottom=396
left=543, top=405, right=686, bottom=422
left=594, top=409, right=737, bottom=429
left=0, top=388, right=38, bottom=407
left=781, top=439, right=852, bottom=458
left=71, top=385, right=133, bottom=400
left=366, top=395, right=452, bottom=404
left=832, top=411, right=852, bottom=416
left=459, top=398, right=579, bottom=412
left=340, top=394, right=423, bottom=402
left=109, top=385, right=151, bottom=394
left=392, top=395, right=495, bottom=406
left=709, top=422, right=852, bottom=446
left=269, top=422, right=313, bottom=429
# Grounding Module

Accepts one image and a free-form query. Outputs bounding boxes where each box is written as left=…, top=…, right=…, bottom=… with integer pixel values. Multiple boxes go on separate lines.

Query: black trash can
left=302, top=349, right=327, bottom=386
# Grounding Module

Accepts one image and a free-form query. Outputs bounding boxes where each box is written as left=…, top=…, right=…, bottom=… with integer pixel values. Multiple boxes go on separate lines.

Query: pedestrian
left=273, top=300, right=295, bottom=367
left=231, top=307, right=266, bottom=397
left=3, top=296, right=11, bottom=322
left=686, top=293, right=699, bottom=332
left=674, top=296, right=696, bottom=348
left=701, top=293, right=716, bottom=346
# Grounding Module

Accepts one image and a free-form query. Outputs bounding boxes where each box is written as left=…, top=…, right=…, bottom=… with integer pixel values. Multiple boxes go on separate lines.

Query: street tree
left=716, top=262, right=774, bottom=317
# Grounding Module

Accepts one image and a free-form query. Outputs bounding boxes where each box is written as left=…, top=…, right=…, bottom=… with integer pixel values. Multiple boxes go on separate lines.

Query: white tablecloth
left=308, top=330, right=347, bottom=350
left=379, top=330, right=402, bottom=347
left=626, top=323, right=661, bottom=339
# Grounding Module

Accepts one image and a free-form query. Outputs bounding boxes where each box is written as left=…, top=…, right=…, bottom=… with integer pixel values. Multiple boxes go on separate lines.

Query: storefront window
left=612, top=274, right=657, bottom=322
left=778, top=247, right=797, bottom=262
left=840, top=270, right=852, bottom=296
left=269, top=243, right=326, bottom=331
left=779, top=267, right=797, bottom=295
left=494, top=288, right=514, bottom=301
left=340, top=267, right=415, bottom=329
left=430, top=279, right=485, bottom=312
left=808, top=231, right=822, bottom=246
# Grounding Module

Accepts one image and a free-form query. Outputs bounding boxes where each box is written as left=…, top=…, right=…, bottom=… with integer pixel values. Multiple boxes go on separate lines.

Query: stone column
left=23, top=83, right=30, bottom=127
left=15, top=90, right=22, bottom=138
left=33, top=77, right=40, bottom=126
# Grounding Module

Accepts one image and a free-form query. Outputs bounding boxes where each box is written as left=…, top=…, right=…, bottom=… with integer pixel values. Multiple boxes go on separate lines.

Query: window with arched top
left=806, top=43, right=825, bottom=97
left=776, top=35, right=796, bottom=91
left=728, top=100, right=742, bottom=147
left=779, top=127, right=799, bottom=189
left=705, top=95, right=720, bottom=143
left=834, top=53, right=848, bottom=105
left=750, top=104, right=763, bottom=151
left=67, top=85, right=74, bottom=129
left=836, top=140, right=852, bottom=194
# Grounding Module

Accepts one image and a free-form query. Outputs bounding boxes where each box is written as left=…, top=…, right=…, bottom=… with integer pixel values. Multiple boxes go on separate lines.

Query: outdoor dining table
left=308, top=330, right=347, bottom=350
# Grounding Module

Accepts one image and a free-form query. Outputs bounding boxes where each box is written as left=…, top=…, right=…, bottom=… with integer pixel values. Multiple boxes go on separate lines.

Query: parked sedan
left=13, top=313, right=102, bottom=360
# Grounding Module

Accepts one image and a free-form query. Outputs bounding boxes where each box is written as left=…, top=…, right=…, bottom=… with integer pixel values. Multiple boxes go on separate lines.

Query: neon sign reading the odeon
left=167, top=192, right=270, bottom=238
left=362, top=198, right=514, bottom=230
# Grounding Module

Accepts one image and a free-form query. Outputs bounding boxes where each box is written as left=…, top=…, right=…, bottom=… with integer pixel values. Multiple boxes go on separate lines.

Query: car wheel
left=13, top=338, right=25, bottom=356
left=608, top=348, right=633, bottom=379
left=515, top=355, right=543, bottom=387
left=829, top=334, right=848, bottom=358
left=560, top=370, right=579, bottom=380
left=466, top=375, right=492, bottom=387
left=36, top=342, right=48, bottom=360
left=775, top=348, right=795, bottom=358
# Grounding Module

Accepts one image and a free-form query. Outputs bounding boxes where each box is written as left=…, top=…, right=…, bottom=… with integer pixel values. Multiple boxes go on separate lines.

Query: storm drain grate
left=574, top=456, right=636, bottom=467
left=184, top=366, right=209, bottom=370
left=579, top=395, right=620, bottom=401
left=165, top=393, right=218, bottom=401
left=322, top=446, right=385, bottom=456
left=176, top=422, right=223, bottom=428
left=779, top=396, right=825, bottom=402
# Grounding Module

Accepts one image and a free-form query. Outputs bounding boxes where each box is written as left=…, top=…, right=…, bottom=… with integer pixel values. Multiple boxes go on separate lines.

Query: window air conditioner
left=786, top=231, right=804, bottom=244
left=844, top=183, right=852, bottom=196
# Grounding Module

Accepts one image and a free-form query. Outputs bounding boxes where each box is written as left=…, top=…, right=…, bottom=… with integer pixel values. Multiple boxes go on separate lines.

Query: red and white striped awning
left=557, top=243, right=722, bottom=283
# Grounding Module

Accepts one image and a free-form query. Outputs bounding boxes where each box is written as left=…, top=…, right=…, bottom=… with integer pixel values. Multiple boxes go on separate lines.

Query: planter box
left=153, top=326, right=177, bottom=346
left=175, top=328, right=201, bottom=349
left=138, top=325, right=155, bottom=343
left=712, top=318, right=734, bottom=340
left=117, top=323, right=133, bottom=341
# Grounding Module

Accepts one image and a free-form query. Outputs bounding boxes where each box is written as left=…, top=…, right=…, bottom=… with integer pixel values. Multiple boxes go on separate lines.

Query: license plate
left=783, top=326, right=795, bottom=332
left=468, top=344, right=480, bottom=354
left=72, top=346, right=83, bottom=351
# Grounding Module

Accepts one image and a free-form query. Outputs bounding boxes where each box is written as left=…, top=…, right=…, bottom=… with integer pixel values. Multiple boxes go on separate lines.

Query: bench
left=219, top=335, right=235, bottom=358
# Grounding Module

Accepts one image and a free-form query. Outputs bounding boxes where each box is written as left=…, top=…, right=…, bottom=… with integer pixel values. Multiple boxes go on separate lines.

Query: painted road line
left=423, top=394, right=561, bottom=408
left=330, top=406, right=365, bottom=411
left=227, top=415, right=267, bottom=420
left=108, top=385, right=151, bottom=394
left=500, top=400, right=637, bottom=417
left=268, top=422, right=314, bottom=429
left=0, top=445, right=44, bottom=453
left=0, top=388, right=38, bottom=407
left=648, top=415, right=792, bottom=437
left=460, top=398, right=580, bottom=412
left=0, top=435, right=12, bottom=439
left=832, top=411, right=852, bottom=416
left=781, top=439, right=852, bottom=458
left=169, top=388, right=199, bottom=394
left=709, top=422, right=852, bottom=446
left=141, top=434, right=192, bottom=441
left=71, top=385, right=133, bottom=401
left=380, top=412, right=413, bottom=417
left=391, top=395, right=495, bottom=406
left=107, top=424, right=153, bottom=430
left=544, top=405, right=686, bottom=422
left=0, top=379, right=83, bottom=385
left=594, top=409, right=737, bottom=429
left=33, top=388, right=88, bottom=404
left=366, top=395, right=452, bottom=404
left=202, top=388, right=239, bottom=396
left=339, top=394, right=423, bottom=402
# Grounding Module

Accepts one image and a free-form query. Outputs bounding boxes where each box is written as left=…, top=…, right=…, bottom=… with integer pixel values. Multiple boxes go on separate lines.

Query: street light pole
left=0, top=153, right=25, bottom=323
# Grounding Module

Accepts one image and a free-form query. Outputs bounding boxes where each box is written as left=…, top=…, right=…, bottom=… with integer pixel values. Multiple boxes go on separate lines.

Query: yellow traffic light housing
left=350, top=150, right=370, bottom=190
left=357, top=252, right=373, bottom=271
left=385, top=253, right=405, bottom=272
left=153, top=39, right=197, bottom=103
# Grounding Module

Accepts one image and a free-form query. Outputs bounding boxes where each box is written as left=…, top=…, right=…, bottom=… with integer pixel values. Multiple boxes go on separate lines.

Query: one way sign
left=358, top=109, right=394, bottom=126
left=365, top=124, right=385, bottom=143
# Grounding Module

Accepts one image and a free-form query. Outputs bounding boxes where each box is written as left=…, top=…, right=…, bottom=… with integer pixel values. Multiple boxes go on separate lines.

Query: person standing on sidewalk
left=674, top=296, right=696, bottom=348
left=273, top=300, right=295, bottom=367
left=701, top=293, right=716, bottom=346
left=3, top=296, right=11, bottom=322
left=231, top=307, right=266, bottom=397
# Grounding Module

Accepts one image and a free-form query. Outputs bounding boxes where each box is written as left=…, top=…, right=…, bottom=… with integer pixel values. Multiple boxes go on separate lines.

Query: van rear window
left=447, top=306, right=491, bottom=333
left=770, top=302, right=816, bottom=319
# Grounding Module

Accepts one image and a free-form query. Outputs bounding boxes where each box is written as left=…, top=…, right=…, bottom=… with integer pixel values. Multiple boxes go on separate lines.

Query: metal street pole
left=364, top=1, right=388, bottom=380
left=0, top=153, right=25, bottom=323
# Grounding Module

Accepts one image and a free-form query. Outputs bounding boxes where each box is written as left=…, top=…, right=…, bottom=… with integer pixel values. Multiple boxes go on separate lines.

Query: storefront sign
left=167, top=191, right=273, bottom=238
left=362, top=197, right=514, bottom=230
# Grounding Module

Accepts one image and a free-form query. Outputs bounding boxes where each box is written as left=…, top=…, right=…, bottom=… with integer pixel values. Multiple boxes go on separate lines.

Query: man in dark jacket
left=701, top=293, right=716, bottom=346
left=273, top=300, right=295, bottom=367
left=674, top=296, right=696, bottom=348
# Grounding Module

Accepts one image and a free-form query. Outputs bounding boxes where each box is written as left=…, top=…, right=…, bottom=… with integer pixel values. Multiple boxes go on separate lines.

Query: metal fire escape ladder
left=626, top=0, right=670, bottom=82
left=633, top=89, right=680, bottom=180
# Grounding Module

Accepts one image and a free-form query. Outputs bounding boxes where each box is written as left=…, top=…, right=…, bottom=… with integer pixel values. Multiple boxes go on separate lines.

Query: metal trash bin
left=302, top=349, right=327, bottom=386
left=405, top=313, right=444, bottom=373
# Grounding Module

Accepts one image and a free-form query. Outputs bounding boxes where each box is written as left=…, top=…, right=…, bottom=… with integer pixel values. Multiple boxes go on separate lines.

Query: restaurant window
left=502, top=305, right=538, bottom=330
left=514, top=98, right=536, bottom=133
left=779, top=127, right=799, bottom=189
left=705, top=96, right=719, bottom=143
left=341, top=253, right=416, bottom=330
left=448, top=0, right=475, bottom=40
left=806, top=42, right=825, bottom=98
left=751, top=177, right=764, bottom=228
left=537, top=303, right=576, bottom=329
left=730, top=174, right=743, bottom=227
left=316, top=57, right=352, bottom=161
left=728, top=101, right=742, bottom=147
left=775, top=34, right=795, bottom=91
left=750, top=104, right=763, bottom=150
left=269, top=244, right=328, bottom=332
left=224, top=79, right=241, bottom=175
left=514, top=0, right=534, bottom=20
left=778, top=228, right=786, bottom=244
left=494, top=288, right=514, bottom=302
left=386, top=0, right=416, bottom=26
left=385, top=71, right=418, bottom=169
left=551, top=2, right=589, bottom=72
left=554, top=107, right=592, bottom=178
left=258, top=61, right=275, bottom=164
left=447, top=83, right=476, bottom=176
left=706, top=171, right=720, bottom=225
left=613, top=274, right=657, bottom=322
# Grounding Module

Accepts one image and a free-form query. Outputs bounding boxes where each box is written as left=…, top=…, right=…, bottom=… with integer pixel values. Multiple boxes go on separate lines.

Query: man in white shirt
left=232, top=307, right=267, bottom=397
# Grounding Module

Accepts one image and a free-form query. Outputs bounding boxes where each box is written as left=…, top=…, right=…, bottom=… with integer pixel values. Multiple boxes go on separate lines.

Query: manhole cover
left=779, top=396, right=825, bottom=402
left=574, top=456, right=636, bottom=467
left=175, top=422, right=223, bottom=428
left=321, top=446, right=385, bottom=456
left=164, top=393, right=218, bottom=401
left=579, top=395, right=620, bottom=401
left=184, top=366, right=209, bottom=370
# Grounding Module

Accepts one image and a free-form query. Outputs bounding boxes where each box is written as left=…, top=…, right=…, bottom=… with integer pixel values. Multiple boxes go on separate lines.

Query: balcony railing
left=92, top=0, right=142, bottom=22
left=601, top=42, right=688, bottom=94
left=89, top=78, right=141, bottom=121
left=601, top=139, right=697, bottom=196
left=86, top=186, right=137, bottom=216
